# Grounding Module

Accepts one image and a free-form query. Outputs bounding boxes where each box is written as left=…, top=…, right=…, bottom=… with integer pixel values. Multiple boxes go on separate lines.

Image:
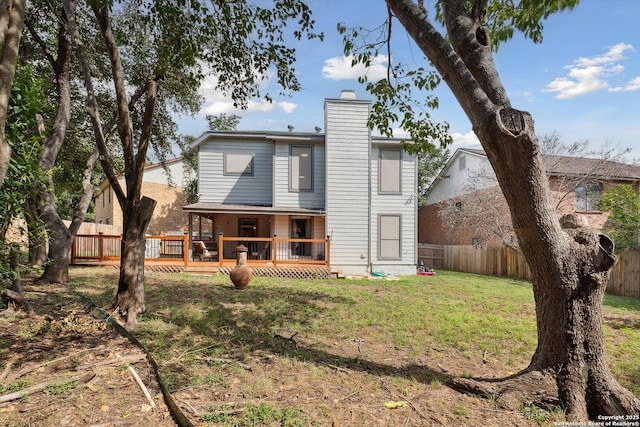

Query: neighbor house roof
left=542, top=155, right=640, bottom=181
left=451, top=147, right=640, bottom=181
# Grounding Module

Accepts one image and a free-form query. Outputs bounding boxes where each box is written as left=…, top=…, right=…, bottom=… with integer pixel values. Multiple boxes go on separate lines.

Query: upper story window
left=575, top=181, right=602, bottom=212
left=379, top=148, right=402, bottom=194
left=290, top=145, right=313, bottom=191
left=224, top=152, right=254, bottom=176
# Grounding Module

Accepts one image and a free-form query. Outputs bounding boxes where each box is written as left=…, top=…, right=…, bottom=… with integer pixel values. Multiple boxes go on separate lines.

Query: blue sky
left=178, top=0, right=640, bottom=158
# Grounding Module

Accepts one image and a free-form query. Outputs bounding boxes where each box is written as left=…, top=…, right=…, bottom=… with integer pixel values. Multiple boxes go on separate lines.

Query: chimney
left=340, top=90, right=356, bottom=100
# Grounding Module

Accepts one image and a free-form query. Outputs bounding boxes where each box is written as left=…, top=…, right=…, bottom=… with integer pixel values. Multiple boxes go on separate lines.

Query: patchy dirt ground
left=1, top=275, right=556, bottom=427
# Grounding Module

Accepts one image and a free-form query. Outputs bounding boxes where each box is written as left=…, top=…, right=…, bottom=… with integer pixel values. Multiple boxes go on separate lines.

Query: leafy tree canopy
left=599, top=184, right=640, bottom=252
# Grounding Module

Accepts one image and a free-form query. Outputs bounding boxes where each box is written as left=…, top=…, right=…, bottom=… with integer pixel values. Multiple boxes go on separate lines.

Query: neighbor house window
left=575, top=181, right=601, bottom=212
left=379, top=214, right=401, bottom=259
left=290, top=145, right=313, bottom=191
left=379, top=149, right=402, bottom=194
left=458, top=155, right=466, bottom=171
left=224, top=152, right=254, bottom=176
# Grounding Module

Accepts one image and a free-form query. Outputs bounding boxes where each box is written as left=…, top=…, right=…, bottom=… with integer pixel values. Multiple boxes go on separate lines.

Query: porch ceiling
left=182, top=202, right=325, bottom=217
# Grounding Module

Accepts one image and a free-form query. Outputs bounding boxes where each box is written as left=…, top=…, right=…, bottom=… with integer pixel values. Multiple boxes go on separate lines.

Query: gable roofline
left=96, top=156, right=185, bottom=193
left=190, top=130, right=326, bottom=150
left=432, top=146, right=485, bottom=180
left=438, top=147, right=640, bottom=181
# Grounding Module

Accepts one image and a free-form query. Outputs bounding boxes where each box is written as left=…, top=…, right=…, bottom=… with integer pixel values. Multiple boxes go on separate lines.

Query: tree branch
left=442, top=0, right=510, bottom=108
left=62, top=0, right=126, bottom=207
left=92, top=4, right=135, bottom=183
left=385, top=0, right=494, bottom=125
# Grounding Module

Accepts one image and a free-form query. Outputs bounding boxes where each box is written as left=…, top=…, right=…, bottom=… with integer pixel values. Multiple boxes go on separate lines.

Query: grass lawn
left=64, top=267, right=640, bottom=426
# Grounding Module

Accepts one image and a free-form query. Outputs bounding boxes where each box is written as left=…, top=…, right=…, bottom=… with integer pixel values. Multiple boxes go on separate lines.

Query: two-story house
left=420, top=147, right=640, bottom=246
left=183, top=90, right=418, bottom=277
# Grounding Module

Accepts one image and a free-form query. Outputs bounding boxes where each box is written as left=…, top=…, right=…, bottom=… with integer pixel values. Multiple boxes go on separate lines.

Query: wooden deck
left=72, top=234, right=332, bottom=279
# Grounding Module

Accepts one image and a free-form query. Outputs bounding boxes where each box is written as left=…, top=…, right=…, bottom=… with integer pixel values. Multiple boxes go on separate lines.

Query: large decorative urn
left=230, top=244, right=252, bottom=289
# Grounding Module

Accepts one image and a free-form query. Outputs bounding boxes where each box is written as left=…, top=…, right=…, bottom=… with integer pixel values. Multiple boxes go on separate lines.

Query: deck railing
left=71, top=233, right=330, bottom=268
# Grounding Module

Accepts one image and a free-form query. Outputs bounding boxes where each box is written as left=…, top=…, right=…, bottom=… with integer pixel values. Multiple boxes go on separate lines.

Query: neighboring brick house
left=94, top=157, right=192, bottom=235
left=420, top=148, right=640, bottom=246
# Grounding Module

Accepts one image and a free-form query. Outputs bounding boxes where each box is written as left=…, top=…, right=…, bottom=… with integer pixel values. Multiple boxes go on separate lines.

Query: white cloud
left=623, top=76, right=640, bottom=91
left=322, top=55, right=388, bottom=81
left=199, top=72, right=298, bottom=116
left=575, top=43, right=633, bottom=67
left=544, top=43, right=635, bottom=99
left=450, top=130, right=480, bottom=147
left=278, top=101, right=298, bottom=113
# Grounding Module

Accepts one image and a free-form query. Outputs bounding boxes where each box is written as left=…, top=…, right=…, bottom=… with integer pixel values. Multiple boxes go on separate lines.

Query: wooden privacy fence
left=418, top=244, right=640, bottom=298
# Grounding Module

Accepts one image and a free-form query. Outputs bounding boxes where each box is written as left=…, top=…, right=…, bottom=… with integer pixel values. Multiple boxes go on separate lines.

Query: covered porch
left=183, top=202, right=329, bottom=267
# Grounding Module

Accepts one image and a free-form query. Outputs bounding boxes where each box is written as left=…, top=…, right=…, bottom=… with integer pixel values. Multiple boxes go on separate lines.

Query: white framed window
left=379, top=214, right=401, bottom=259
left=224, top=152, right=254, bottom=176
left=379, top=149, right=402, bottom=194
left=458, top=155, right=466, bottom=171
left=575, top=181, right=601, bottom=212
left=290, top=145, right=313, bottom=191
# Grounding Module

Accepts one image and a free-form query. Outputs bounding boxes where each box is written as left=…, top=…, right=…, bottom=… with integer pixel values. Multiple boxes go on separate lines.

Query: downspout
left=367, top=116, right=372, bottom=274
left=414, top=153, right=419, bottom=268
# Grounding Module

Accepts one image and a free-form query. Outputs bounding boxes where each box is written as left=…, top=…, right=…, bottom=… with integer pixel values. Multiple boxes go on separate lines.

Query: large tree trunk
left=385, top=0, right=640, bottom=420
left=112, top=196, right=156, bottom=329
left=0, top=0, right=25, bottom=186
left=24, top=197, right=47, bottom=267
left=38, top=204, right=72, bottom=284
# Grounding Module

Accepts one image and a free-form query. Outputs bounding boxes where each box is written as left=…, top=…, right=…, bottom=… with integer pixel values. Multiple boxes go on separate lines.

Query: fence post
left=183, top=233, right=189, bottom=266
left=71, top=236, right=77, bottom=265
left=273, top=235, right=278, bottom=267
left=98, top=232, right=104, bottom=261
left=218, top=233, right=224, bottom=266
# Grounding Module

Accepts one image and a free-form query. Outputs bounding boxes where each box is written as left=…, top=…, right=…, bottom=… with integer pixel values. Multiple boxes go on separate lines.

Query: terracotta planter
left=230, top=244, right=252, bottom=289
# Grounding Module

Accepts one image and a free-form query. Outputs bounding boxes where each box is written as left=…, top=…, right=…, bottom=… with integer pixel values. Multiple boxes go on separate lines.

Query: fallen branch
left=0, top=289, right=34, bottom=316
left=320, top=361, right=353, bottom=374
left=5, top=346, right=103, bottom=384
left=0, top=361, right=12, bottom=382
left=117, top=353, right=156, bottom=408
left=274, top=331, right=298, bottom=345
left=0, top=372, right=95, bottom=403
left=76, top=352, right=145, bottom=370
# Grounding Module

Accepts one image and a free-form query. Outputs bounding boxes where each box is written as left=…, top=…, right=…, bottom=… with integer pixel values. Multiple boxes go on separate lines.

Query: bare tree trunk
left=385, top=0, right=640, bottom=420
left=64, top=0, right=159, bottom=329
left=38, top=204, right=72, bottom=284
left=26, top=0, right=98, bottom=283
left=0, top=0, right=25, bottom=186
left=112, top=196, right=156, bottom=329
left=24, top=197, right=47, bottom=267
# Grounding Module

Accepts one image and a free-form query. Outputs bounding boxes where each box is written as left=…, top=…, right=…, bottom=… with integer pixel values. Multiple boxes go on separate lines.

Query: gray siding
left=198, top=139, right=273, bottom=205
left=370, top=145, right=417, bottom=275
left=273, top=141, right=325, bottom=209
left=324, top=98, right=371, bottom=275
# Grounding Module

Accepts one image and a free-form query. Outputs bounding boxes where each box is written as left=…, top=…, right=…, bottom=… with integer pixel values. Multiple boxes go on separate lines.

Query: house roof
left=189, top=130, right=408, bottom=150
left=542, top=155, right=640, bottom=180
left=182, top=202, right=325, bottom=217
left=190, top=130, right=326, bottom=150
left=449, top=147, right=640, bottom=181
